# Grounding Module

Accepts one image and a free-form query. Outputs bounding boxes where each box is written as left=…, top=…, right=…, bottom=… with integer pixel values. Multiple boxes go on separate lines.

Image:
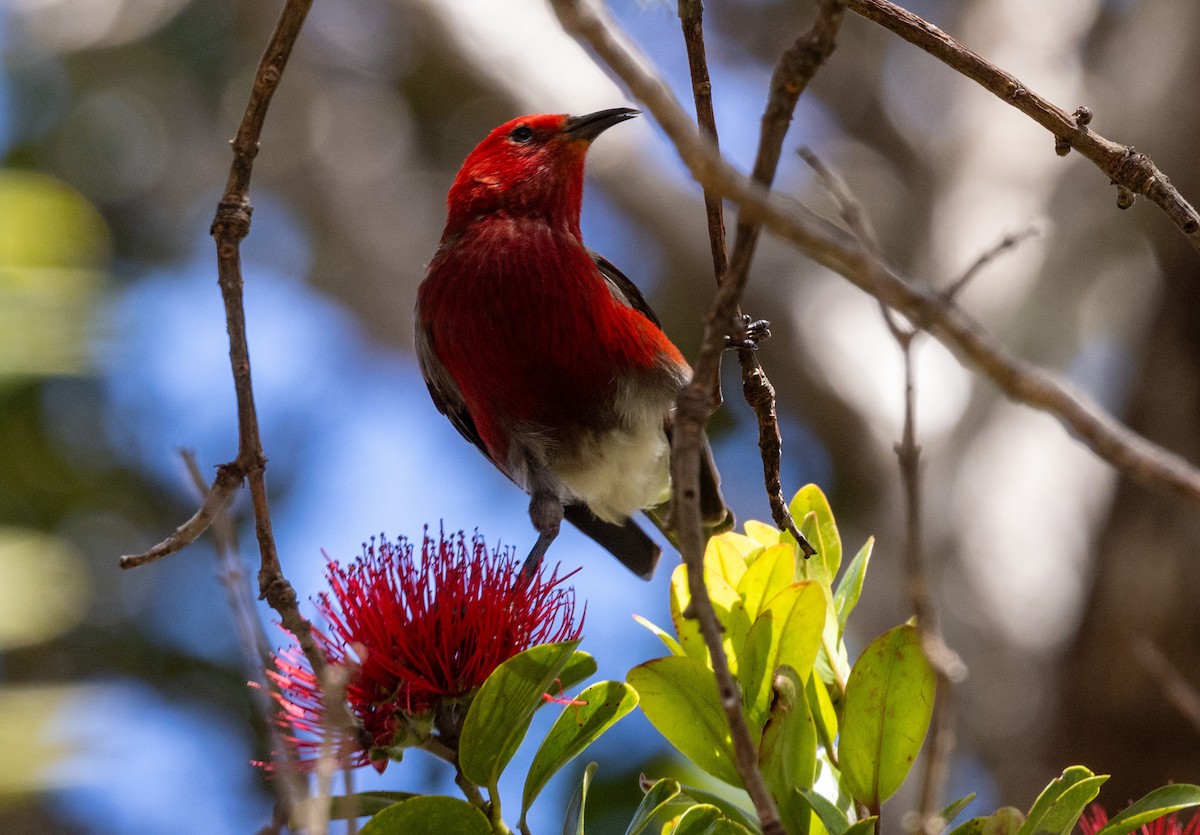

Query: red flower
left=1079, top=804, right=1200, bottom=835
left=263, top=528, right=583, bottom=772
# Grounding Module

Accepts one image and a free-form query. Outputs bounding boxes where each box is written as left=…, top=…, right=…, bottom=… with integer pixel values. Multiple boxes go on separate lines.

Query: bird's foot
left=725, top=314, right=771, bottom=351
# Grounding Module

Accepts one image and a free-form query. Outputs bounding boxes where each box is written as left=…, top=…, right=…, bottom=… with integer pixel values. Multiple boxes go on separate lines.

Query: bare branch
left=843, top=0, right=1200, bottom=252
left=943, top=227, right=1041, bottom=302
left=546, top=0, right=1200, bottom=506
left=119, top=464, right=243, bottom=568
left=1131, top=637, right=1200, bottom=735
left=675, top=5, right=784, bottom=828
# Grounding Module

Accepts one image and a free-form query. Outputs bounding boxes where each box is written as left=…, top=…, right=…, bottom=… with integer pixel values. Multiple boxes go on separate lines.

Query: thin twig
left=118, top=464, right=243, bottom=568
left=545, top=0, right=1200, bottom=506
left=943, top=226, right=1040, bottom=302
left=181, top=451, right=307, bottom=820
left=305, top=663, right=354, bottom=835
left=842, top=0, right=1200, bottom=252
left=670, top=2, right=847, bottom=828
left=1131, top=637, right=1200, bottom=735
left=803, top=147, right=969, bottom=830
left=727, top=0, right=845, bottom=556
left=118, top=0, right=330, bottom=685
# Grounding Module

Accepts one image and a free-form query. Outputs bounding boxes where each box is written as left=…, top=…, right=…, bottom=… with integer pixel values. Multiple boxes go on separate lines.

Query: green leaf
left=744, top=520, right=782, bottom=547
left=633, top=614, right=686, bottom=657
left=671, top=564, right=709, bottom=663
left=759, top=666, right=818, bottom=835
left=563, top=761, right=598, bottom=835
left=738, top=544, right=796, bottom=621
left=789, top=485, right=842, bottom=584
left=833, top=537, right=873, bottom=639
left=521, top=681, right=639, bottom=822
left=627, top=656, right=740, bottom=787
left=558, top=650, right=599, bottom=693
left=947, top=818, right=988, bottom=835
left=983, top=808, right=1026, bottom=835
left=940, top=794, right=978, bottom=829
left=1096, top=784, right=1200, bottom=835
left=671, top=804, right=723, bottom=834
left=359, top=795, right=490, bottom=835
left=845, top=818, right=879, bottom=835
left=625, top=778, right=682, bottom=835
left=805, top=673, right=838, bottom=756
left=674, top=785, right=759, bottom=833
left=671, top=557, right=752, bottom=676
left=737, top=613, right=775, bottom=730
left=293, top=792, right=418, bottom=825
left=459, top=640, right=580, bottom=788
left=1019, top=767, right=1107, bottom=835
left=796, top=787, right=850, bottom=835
left=838, top=624, right=936, bottom=810
left=701, top=820, right=756, bottom=834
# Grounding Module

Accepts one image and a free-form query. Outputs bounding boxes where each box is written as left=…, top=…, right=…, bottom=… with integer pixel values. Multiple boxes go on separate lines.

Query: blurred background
left=1, top=0, right=1198, bottom=832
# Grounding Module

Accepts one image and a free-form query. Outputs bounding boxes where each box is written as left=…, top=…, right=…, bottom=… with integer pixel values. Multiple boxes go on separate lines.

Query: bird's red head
left=443, top=108, right=638, bottom=238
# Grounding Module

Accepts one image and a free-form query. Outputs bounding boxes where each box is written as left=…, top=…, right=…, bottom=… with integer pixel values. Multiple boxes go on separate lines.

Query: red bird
left=416, top=108, right=731, bottom=579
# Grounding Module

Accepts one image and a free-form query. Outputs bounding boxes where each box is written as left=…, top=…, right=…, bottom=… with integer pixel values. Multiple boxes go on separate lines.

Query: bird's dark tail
left=563, top=503, right=661, bottom=580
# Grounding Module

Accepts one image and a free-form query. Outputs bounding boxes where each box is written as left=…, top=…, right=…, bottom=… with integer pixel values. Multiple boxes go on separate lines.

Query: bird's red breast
left=417, top=112, right=684, bottom=466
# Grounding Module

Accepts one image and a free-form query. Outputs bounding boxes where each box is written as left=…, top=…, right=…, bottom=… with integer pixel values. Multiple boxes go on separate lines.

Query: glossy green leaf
left=947, top=818, right=988, bottom=835
left=1019, top=767, right=1107, bottom=835
left=709, top=536, right=750, bottom=588
left=1095, top=784, right=1200, bottom=835
left=763, top=581, right=826, bottom=684
left=670, top=564, right=708, bottom=663
left=558, top=650, right=599, bottom=693
left=744, top=519, right=782, bottom=547
left=796, top=787, right=850, bottom=835
left=805, top=673, right=838, bottom=756
left=845, top=818, right=879, bottom=835
left=563, top=761, right=598, bottom=835
left=671, top=804, right=723, bottom=834
left=627, top=656, right=740, bottom=787
left=701, top=819, right=756, bottom=834
left=521, top=681, right=638, bottom=821
left=459, top=640, right=579, bottom=788
left=737, top=543, right=796, bottom=620
left=295, top=792, right=416, bottom=824
left=671, top=557, right=752, bottom=676
left=983, top=807, right=1026, bottom=835
left=940, top=794, right=978, bottom=829
left=675, top=785, right=759, bottom=833
left=624, top=778, right=682, bottom=835
left=737, top=613, right=775, bottom=730
left=838, top=625, right=936, bottom=810
left=833, top=537, right=873, bottom=639
left=789, top=484, right=842, bottom=584
left=760, top=666, right=818, bottom=835
left=359, top=795, right=490, bottom=835
left=633, top=614, right=686, bottom=657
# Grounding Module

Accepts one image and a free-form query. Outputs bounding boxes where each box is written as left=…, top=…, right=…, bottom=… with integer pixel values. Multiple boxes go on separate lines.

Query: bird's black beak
left=563, top=107, right=639, bottom=142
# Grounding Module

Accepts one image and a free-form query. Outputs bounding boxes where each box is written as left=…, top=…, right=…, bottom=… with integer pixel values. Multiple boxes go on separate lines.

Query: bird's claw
left=725, top=315, right=771, bottom=351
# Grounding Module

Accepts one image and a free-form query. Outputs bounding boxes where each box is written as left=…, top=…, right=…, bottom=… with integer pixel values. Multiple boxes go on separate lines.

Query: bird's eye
left=509, top=125, right=534, bottom=144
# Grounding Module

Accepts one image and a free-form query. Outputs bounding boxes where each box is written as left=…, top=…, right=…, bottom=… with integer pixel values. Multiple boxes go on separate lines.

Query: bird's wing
left=415, top=324, right=491, bottom=462
left=589, top=249, right=664, bottom=330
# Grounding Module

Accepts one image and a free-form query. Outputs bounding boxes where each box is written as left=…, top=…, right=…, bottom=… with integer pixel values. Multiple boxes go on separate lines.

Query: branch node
left=1054, top=136, right=1071, bottom=157
left=1072, top=105, right=1093, bottom=126
left=1116, top=184, right=1136, bottom=210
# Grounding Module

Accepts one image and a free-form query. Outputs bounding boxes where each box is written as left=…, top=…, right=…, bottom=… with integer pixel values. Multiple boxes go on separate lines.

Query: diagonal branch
left=546, top=0, right=1200, bottom=508
left=843, top=0, right=1200, bottom=252
left=118, top=0, right=330, bottom=682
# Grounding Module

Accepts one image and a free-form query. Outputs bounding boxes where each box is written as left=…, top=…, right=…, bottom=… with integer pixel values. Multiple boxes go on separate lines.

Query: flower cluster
left=264, top=528, right=582, bottom=772
left=1080, top=805, right=1200, bottom=835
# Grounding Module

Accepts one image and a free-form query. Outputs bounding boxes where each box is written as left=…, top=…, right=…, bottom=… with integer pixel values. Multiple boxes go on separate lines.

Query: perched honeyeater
left=416, top=108, right=731, bottom=580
